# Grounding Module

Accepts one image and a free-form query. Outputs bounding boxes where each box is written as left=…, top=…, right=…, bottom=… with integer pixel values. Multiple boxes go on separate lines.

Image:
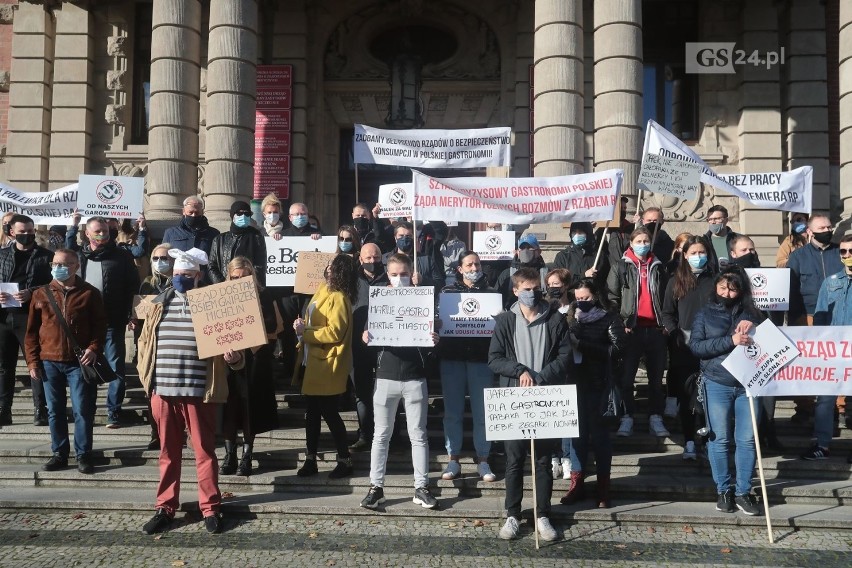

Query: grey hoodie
left=510, top=300, right=551, bottom=377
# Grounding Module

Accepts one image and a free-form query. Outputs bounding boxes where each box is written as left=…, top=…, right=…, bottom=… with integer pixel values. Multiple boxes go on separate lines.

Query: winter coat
left=162, top=216, right=220, bottom=255
left=0, top=244, right=54, bottom=316
left=661, top=268, right=717, bottom=338
left=787, top=242, right=843, bottom=320
left=295, top=284, right=353, bottom=396
left=77, top=242, right=140, bottom=328
left=208, top=227, right=267, bottom=285
left=688, top=300, right=763, bottom=387
left=552, top=243, right=608, bottom=288
left=565, top=306, right=626, bottom=390
left=606, top=252, right=666, bottom=328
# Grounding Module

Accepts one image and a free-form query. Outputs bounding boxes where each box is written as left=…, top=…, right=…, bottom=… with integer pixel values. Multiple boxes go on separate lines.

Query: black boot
left=33, top=407, right=48, bottom=426
left=219, top=441, right=237, bottom=475
left=236, top=443, right=253, bottom=476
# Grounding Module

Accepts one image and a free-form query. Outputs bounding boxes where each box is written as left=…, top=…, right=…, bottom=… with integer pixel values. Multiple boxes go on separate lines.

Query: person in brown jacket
left=25, top=248, right=106, bottom=474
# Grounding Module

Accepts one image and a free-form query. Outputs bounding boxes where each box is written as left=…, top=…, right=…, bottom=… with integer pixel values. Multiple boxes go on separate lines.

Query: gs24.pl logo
left=686, top=42, right=785, bottom=74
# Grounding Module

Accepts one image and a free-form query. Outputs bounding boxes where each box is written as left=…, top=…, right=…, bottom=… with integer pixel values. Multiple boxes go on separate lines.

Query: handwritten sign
left=722, top=319, right=800, bottom=396
left=132, top=295, right=158, bottom=319
left=472, top=231, right=515, bottom=261
left=265, top=236, right=337, bottom=287
left=484, top=385, right=579, bottom=441
left=438, top=292, right=502, bottom=337
left=745, top=268, right=790, bottom=311
left=77, top=175, right=144, bottom=220
left=637, top=153, right=702, bottom=200
left=294, top=252, right=336, bottom=295
left=186, top=276, right=267, bottom=358
left=367, top=286, right=434, bottom=347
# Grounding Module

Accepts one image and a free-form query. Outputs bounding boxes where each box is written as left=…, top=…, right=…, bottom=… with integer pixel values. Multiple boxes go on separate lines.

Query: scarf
left=576, top=306, right=608, bottom=323
left=263, top=220, right=284, bottom=237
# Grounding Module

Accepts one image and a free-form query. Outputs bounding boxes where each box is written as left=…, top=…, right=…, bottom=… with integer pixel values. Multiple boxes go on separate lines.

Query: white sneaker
left=561, top=458, right=571, bottom=480
left=649, top=414, right=671, bottom=438
left=441, top=459, right=461, bottom=480
left=551, top=459, right=562, bottom=480
left=617, top=415, right=634, bottom=437
left=499, top=516, right=520, bottom=540
left=683, top=441, right=697, bottom=460
left=478, top=462, right=497, bottom=482
left=664, top=396, right=679, bottom=418
left=536, top=517, right=558, bottom=542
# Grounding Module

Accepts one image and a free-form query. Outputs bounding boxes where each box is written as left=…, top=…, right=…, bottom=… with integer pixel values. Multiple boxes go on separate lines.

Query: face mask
left=2, top=223, right=9, bottom=236
left=518, top=249, right=535, bottom=264
left=48, top=235, right=63, bottom=250
left=730, top=252, right=758, bottom=269
left=172, top=275, right=196, bottom=293
left=709, top=223, right=724, bottom=235
left=339, top=241, right=353, bottom=253
left=631, top=243, right=651, bottom=257
left=643, top=222, right=658, bottom=235
left=517, top=289, right=541, bottom=307
left=91, top=233, right=109, bottom=243
left=812, top=231, right=833, bottom=245
left=353, top=218, right=369, bottom=234
left=265, top=212, right=280, bottom=225
left=291, top=214, right=308, bottom=229
left=153, top=260, right=171, bottom=274
left=389, top=275, right=410, bottom=288
left=575, top=300, right=594, bottom=312
left=688, top=254, right=708, bottom=269
left=361, top=261, right=382, bottom=274
left=185, top=215, right=201, bottom=228
left=15, top=234, right=35, bottom=247
left=792, top=222, right=807, bottom=234
left=546, top=286, right=563, bottom=299
left=109, top=228, right=119, bottom=241
left=716, top=294, right=738, bottom=308
left=842, top=256, right=852, bottom=268
left=571, top=234, right=587, bottom=246
left=233, top=214, right=250, bottom=228
left=396, top=236, right=413, bottom=251
left=558, top=305, right=570, bottom=314
left=462, top=270, right=483, bottom=283
left=51, top=266, right=70, bottom=282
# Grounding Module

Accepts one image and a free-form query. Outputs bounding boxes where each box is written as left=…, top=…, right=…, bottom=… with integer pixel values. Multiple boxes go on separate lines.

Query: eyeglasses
left=708, top=217, right=727, bottom=223
left=50, top=263, right=75, bottom=268
left=840, top=248, right=852, bottom=255
left=338, top=236, right=353, bottom=242
left=235, top=211, right=252, bottom=217
left=151, top=256, right=171, bottom=261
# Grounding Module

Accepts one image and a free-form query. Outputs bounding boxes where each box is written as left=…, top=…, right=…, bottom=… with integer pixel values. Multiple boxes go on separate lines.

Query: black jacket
left=488, top=301, right=572, bottom=388
left=607, top=252, right=667, bottom=328
left=438, top=276, right=495, bottom=363
left=702, top=228, right=740, bottom=269
left=77, top=242, right=140, bottom=327
left=353, top=268, right=390, bottom=352
left=688, top=299, right=763, bottom=387
left=0, top=244, right=54, bottom=316
left=374, top=344, right=432, bottom=381
left=552, top=243, right=609, bottom=289
left=208, top=227, right=267, bottom=284
left=281, top=224, right=322, bottom=237
left=565, top=307, right=626, bottom=389
left=661, top=268, right=717, bottom=337
left=162, top=216, right=220, bottom=255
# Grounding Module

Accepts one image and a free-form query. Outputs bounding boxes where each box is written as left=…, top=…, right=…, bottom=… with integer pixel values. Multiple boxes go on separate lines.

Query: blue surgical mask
left=792, top=222, right=807, bottom=234
left=153, top=260, right=171, bottom=274
left=571, top=234, right=587, bottom=246
left=172, top=275, right=196, bottom=293
left=233, top=214, right=250, bottom=228
left=396, top=236, right=413, bottom=251
left=688, top=254, right=708, bottom=269
left=631, top=243, right=651, bottom=257
left=339, top=241, right=353, bottom=253
left=291, top=214, right=308, bottom=229
left=51, top=266, right=70, bottom=282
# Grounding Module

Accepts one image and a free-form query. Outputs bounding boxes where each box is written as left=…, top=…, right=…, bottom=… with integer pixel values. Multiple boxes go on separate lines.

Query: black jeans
left=351, top=348, right=376, bottom=442
left=569, top=387, right=613, bottom=476
left=0, top=311, right=45, bottom=411
left=667, top=338, right=699, bottom=443
left=504, top=437, right=555, bottom=519
left=304, top=394, right=350, bottom=458
left=621, top=326, right=667, bottom=416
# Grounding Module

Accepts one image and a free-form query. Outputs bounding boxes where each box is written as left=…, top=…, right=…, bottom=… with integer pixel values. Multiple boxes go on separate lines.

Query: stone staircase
left=1, top=358, right=850, bottom=530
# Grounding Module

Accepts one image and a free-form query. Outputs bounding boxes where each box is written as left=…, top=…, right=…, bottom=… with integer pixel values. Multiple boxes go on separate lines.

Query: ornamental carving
left=107, top=36, right=126, bottom=57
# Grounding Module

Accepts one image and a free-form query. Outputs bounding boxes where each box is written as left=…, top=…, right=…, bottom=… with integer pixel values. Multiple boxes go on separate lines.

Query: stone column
left=839, top=1, right=852, bottom=234
left=48, top=1, right=94, bottom=188
left=276, top=0, right=307, bottom=206
left=204, top=0, right=258, bottom=225
left=593, top=0, right=642, bottom=195
left=5, top=2, right=54, bottom=191
left=146, top=0, right=202, bottom=223
left=532, top=0, right=583, bottom=176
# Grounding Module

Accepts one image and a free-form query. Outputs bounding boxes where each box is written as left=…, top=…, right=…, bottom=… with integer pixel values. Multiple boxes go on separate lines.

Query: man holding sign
left=488, top=267, right=572, bottom=541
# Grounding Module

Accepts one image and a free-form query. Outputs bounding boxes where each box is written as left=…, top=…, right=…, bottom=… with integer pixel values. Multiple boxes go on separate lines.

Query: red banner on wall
left=254, top=64, right=293, bottom=199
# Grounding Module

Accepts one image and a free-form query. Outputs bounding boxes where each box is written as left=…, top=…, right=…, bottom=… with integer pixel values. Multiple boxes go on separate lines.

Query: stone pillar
left=6, top=2, right=54, bottom=191
left=593, top=0, right=642, bottom=195
left=532, top=0, right=583, bottom=176
left=204, top=0, right=258, bottom=226
left=48, top=1, right=94, bottom=188
left=275, top=0, right=307, bottom=206
left=146, top=0, right=202, bottom=223
left=582, top=0, right=594, bottom=173
left=839, top=1, right=852, bottom=234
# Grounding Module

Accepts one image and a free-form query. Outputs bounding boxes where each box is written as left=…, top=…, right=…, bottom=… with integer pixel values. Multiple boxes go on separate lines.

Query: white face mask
left=153, top=259, right=171, bottom=274
left=389, top=275, right=411, bottom=288
left=265, top=212, right=280, bottom=225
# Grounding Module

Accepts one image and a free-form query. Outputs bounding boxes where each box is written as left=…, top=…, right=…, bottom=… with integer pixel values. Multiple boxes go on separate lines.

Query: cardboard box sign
left=294, top=252, right=337, bottom=295
left=186, top=276, right=267, bottom=359
left=132, top=295, right=158, bottom=319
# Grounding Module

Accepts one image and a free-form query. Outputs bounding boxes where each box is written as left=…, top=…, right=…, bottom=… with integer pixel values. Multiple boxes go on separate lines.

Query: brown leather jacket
left=25, top=278, right=107, bottom=369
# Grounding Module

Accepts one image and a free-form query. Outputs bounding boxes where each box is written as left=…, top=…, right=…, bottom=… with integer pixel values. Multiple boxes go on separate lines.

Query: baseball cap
left=518, top=234, right=540, bottom=248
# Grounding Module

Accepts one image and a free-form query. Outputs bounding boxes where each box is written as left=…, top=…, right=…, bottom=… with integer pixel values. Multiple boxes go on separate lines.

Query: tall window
left=131, top=3, right=153, bottom=144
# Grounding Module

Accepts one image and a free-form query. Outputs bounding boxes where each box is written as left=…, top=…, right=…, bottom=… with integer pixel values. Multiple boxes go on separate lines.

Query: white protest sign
left=759, top=326, right=852, bottom=397
left=265, top=236, right=337, bottom=287
left=0, top=182, right=79, bottom=224
left=411, top=169, right=621, bottom=225
left=378, top=183, right=413, bottom=219
left=354, top=124, right=511, bottom=169
left=438, top=292, right=502, bottom=337
left=77, top=175, right=144, bottom=220
left=472, top=231, right=515, bottom=261
left=722, top=319, right=800, bottom=396
left=745, top=268, right=790, bottom=311
left=367, top=286, right=434, bottom=347
left=484, top=385, right=580, bottom=441
left=637, top=152, right=702, bottom=200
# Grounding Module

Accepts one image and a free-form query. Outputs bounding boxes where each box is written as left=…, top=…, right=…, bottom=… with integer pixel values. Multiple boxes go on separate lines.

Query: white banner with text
left=265, top=236, right=338, bottom=287
left=484, top=385, right=580, bottom=441
left=367, top=286, right=435, bottom=347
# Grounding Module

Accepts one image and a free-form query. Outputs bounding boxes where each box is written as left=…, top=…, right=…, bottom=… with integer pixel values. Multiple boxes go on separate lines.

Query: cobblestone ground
left=0, top=511, right=850, bottom=567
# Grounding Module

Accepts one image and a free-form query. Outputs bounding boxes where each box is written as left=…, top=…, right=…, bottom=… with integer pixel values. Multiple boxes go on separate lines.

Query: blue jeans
left=440, top=359, right=493, bottom=458
left=42, top=360, right=97, bottom=458
left=104, top=326, right=127, bottom=414
left=704, top=379, right=760, bottom=495
left=813, top=395, right=835, bottom=449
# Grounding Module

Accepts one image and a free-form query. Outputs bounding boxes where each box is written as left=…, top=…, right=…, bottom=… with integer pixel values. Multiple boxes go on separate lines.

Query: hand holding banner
left=438, top=292, right=502, bottom=337
left=722, top=319, right=800, bottom=396
left=637, top=152, right=702, bottom=200
left=484, top=385, right=580, bottom=441
left=77, top=175, right=144, bottom=220
left=472, top=231, right=515, bottom=261
left=367, top=286, right=435, bottom=346
left=744, top=268, right=790, bottom=311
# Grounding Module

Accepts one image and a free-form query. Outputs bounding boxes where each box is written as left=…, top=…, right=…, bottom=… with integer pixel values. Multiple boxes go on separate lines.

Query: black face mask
left=15, top=234, right=35, bottom=247
left=643, top=222, right=658, bottom=235
left=812, top=231, right=833, bottom=245
left=730, top=252, right=759, bottom=269
left=716, top=294, right=739, bottom=308
left=362, top=262, right=383, bottom=275
left=533, top=289, right=544, bottom=304
left=2, top=223, right=10, bottom=236
left=546, top=287, right=563, bottom=299
left=575, top=300, right=595, bottom=312
left=185, top=215, right=202, bottom=229
left=353, top=218, right=370, bottom=234
left=109, top=228, right=119, bottom=241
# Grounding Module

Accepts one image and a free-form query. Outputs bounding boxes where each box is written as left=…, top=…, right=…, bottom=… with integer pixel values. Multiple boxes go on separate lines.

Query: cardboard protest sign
left=367, top=286, right=434, bottom=347
left=722, top=319, right=800, bottom=396
left=132, top=295, right=158, bottom=319
left=758, top=326, right=852, bottom=397
left=186, top=276, right=267, bottom=358
left=354, top=124, right=511, bottom=169
left=377, top=183, right=413, bottom=219
left=745, top=268, right=790, bottom=311
left=472, top=231, right=515, bottom=261
left=294, top=252, right=336, bottom=295
left=438, top=292, right=502, bottom=337
left=637, top=152, right=702, bottom=200
left=77, top=175, right=144, bottom=220
left=411, top=169, right=621, bottom=225
left=265, top=236, right=337, bottom=287
left=0, top=182, right=79, bottom=224
left=484, top=385, right=580, bottom=441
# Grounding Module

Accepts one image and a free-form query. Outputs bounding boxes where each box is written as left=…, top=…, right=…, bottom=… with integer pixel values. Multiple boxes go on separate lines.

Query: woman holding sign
left=688, top=268, right=765, bottom=516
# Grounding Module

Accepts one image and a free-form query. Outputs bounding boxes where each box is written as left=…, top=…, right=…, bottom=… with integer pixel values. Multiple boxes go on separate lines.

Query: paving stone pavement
left=0, top=510, right=849, bottom=567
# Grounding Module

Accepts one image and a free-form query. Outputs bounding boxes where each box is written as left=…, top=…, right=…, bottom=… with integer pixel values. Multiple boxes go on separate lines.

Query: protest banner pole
left=355, top=163, right=360, bottom=204
left=748, top=395, right=774, bottom=544
left=530, top=438, right=540, bottom=550
left=593, top=227, right=608, bottom=270
left=411, top=185, right=419, bottom=275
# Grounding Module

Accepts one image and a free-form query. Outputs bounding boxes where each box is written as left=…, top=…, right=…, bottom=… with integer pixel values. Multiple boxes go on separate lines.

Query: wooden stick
left=748, top=395, right=774, bottom=544
left=593, top=227, right=608, bottom=271
left=530, top=438, right=539, bottom=550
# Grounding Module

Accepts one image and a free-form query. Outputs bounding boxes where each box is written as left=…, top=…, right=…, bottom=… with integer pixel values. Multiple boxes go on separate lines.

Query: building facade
left=0, top=0, right=848, bottom=255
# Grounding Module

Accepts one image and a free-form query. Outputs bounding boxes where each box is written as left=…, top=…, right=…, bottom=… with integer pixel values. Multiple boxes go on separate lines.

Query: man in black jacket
left=0, top=214, right=53, bottom=425
left=77, top=217, right=140, bottom=428
left=208, top=200, right=268, bottom=284
left=489, top=267, right=572, bottom=541
left=494, top=234, right=549, bottom=309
